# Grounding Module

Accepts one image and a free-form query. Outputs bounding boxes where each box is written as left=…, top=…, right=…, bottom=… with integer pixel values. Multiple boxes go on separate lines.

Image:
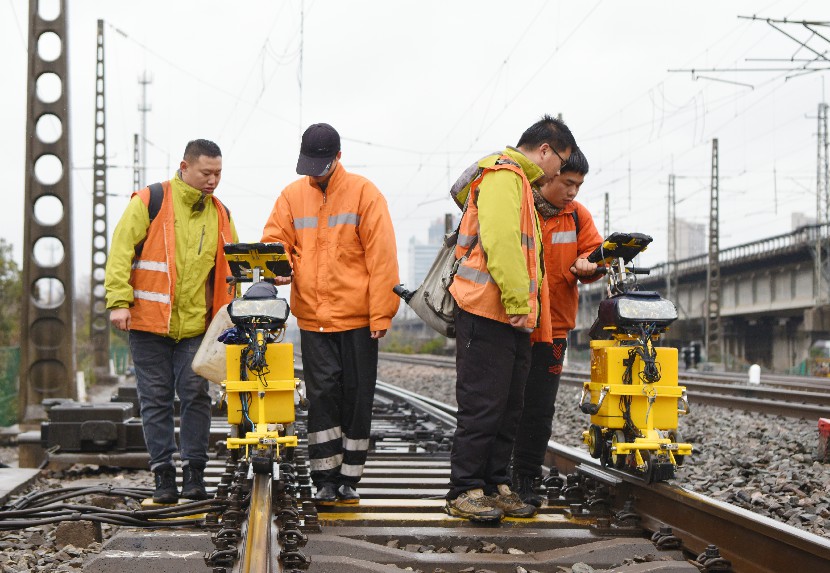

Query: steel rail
left=683, top=391, right=830, bottom=418
left=545, top=442, right=830, bottom=573
left=237, top=472, right=275, bottom=573
left=678, top=369, right=830, bottom=391
left=376, top=355, right=830, bottom=417
left=561, top=365, right=830, bottom=393
left=62, top=372, right=828, bottom=572
left=379, top=351, right=830, bottom=392
left=561, top=371, right=830, bottom=405
left=375, top=378, right=830, bottom=571
left=664, top=381, right=830, bottom=406
left=375, top=380, right=457, bottom=425
left=378, top=352, right=455, bottom=368
left=558, top=372, right=830, bottom=417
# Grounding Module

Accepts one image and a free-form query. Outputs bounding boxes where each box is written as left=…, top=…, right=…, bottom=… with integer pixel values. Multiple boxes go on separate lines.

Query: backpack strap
left=571, top=210, right=579, bottom=235
left=135, top=184, right=231, bottom=259
left=134, top=183, right=164, bottom=258
left=214, top=197, right=231, bottom=220
left=147, top=182, right=231, bottom=220
left=494, top=157, right=521, bottom=169
left=147, top=182, right=164, bottom=221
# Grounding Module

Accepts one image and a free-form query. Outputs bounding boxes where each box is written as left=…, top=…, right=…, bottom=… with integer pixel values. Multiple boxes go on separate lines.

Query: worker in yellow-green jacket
left=445, top=115, right=576, bottom=523
left=105, top=139, right=238, bottom=505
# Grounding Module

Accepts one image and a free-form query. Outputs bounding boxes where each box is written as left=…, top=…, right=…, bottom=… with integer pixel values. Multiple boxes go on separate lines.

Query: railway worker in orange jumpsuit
left=261, top=123, right=400, bottom=505
left=512, top=148, right=603, bottom=506
left=446, top=115, right=576, bottom=522
left=105, top=139, right=238, bottom=504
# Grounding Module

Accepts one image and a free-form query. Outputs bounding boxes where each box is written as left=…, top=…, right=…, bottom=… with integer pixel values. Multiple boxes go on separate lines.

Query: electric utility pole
left=90, top=19, right=113, bottom=383
left=704, top=139, right=723, bottom=364
left=137, top=72, right=152, bottom=188
left=666, top=174, right=676, bottom=301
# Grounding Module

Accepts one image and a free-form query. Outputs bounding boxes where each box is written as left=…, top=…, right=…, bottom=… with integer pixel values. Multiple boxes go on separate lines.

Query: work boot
left=488, top=483, right=537, bottom=518
left=337, top=484, right=360, bottom=504
left=444, top=488, right=503, bottom=522
left=181, top=464, right=209, bottom=500
left=314, top=484, right=337, bottom=506
left=152, top=464, right=179, bottom=504
left=513, top=473, right=543, bottom=507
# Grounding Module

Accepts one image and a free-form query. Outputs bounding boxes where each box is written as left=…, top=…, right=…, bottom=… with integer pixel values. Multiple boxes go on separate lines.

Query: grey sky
left=1, top=0, right=827, bottom=289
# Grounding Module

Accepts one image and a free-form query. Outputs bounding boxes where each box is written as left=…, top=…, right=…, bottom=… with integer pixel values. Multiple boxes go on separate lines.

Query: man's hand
left=370, top=329, right=387, bottom=339
left=570, top=257, right=598, bottom=277
left=110, top=308, right=131, bottom=331
left=507, top=314, right=532, bottom=332
left=274, top=274, right=293, bottom=286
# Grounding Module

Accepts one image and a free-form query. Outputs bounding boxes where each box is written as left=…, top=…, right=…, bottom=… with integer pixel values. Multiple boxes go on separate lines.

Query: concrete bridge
left=574, top=224, right=830, bottom=374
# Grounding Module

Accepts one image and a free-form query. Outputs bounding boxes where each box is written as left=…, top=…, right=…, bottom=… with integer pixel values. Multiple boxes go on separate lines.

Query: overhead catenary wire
left=409, top=2, right=791, bottom=217
left=406, top=0, right=605, bottom=209
left=5, top=0, right=26, bottom=53
left=392, top=0, right=555, bottom=206
left=93, top=3, right=823, bottom=261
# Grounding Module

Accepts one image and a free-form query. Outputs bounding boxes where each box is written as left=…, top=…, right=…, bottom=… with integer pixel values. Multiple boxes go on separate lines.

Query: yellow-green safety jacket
left=104, top=173, right=239, bottom=340
left=449, top=147, right=546, bottom=329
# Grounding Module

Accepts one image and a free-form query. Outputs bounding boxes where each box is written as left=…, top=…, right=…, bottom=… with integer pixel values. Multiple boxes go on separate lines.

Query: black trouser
left=300, top=327, right=378, bottom=487
left=448, top=309, right=531, bottom=500
left=512, top=339, right=567, bottom=477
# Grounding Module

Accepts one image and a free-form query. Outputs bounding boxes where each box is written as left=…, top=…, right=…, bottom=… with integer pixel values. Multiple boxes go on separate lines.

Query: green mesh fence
left=0, top=347, right=20, bottom=427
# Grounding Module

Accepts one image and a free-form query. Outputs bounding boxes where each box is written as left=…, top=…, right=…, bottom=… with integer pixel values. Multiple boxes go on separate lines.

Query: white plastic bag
left=192, top=304, right=233, bottom=385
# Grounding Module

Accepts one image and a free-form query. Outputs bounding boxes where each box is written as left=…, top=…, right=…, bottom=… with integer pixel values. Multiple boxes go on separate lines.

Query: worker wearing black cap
left=261, top=123, right=400, bottom=505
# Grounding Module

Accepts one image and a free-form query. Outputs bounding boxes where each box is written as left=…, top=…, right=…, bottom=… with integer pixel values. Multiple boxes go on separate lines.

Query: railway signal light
left=692, top=342, right=702, bottom=367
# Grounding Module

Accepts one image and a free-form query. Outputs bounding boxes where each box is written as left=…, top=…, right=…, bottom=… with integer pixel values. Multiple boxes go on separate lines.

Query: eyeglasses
left=549, top=145, right=569, bottom=171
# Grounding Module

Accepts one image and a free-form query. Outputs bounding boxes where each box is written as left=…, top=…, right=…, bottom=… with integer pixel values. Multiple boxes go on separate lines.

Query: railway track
left=21, top=377, right=823, bottom=572
left=379, top=352, right=830, bottom=418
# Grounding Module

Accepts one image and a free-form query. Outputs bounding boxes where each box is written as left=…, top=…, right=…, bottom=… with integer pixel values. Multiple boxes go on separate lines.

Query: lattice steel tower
left=137, top=73, right=152, bottom=188
left=20, top=0, right=76, bottom=424
left=603, top=192, right=610, bottom=237
left=90, top=19, right=111, bottom=381
left=704, top=139, right=723, bottom=364
left=816, top=102, right=829, bottom=304
left=666, top=174, right=676, bottom=302
left=133, top=134, right=141, bottom=191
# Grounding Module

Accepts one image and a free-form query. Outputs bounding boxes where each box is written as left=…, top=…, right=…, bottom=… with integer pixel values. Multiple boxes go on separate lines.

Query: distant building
left=407, top=214, right=459, bottom=286
left=792, top=212, right=817, bottom=230
left=409, top=239, right=440, bottom=287
left=676, top=218, right=705, bottom=260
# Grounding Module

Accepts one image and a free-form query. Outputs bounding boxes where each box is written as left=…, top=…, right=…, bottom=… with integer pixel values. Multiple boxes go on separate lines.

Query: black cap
left=296, top=123, right=340, bottom=176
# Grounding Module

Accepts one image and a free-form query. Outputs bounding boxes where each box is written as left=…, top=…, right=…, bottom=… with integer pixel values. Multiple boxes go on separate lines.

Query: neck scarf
left=532, top=187, right=561, bottom=220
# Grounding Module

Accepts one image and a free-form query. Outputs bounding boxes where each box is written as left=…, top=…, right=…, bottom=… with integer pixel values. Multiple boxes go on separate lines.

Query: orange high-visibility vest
left=449, top=158, right=544, bottom=333
left=129, top=181, right=234, bottom=334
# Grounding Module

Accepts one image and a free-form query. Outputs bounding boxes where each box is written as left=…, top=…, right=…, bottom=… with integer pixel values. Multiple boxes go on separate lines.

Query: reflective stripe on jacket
left=449, top=153, right=545, bottom=333
left=532, top=200, right=603, bottom=343
left=261, top=163, right=400, bottom=332
left=106, top=180, right=235, bottom=336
